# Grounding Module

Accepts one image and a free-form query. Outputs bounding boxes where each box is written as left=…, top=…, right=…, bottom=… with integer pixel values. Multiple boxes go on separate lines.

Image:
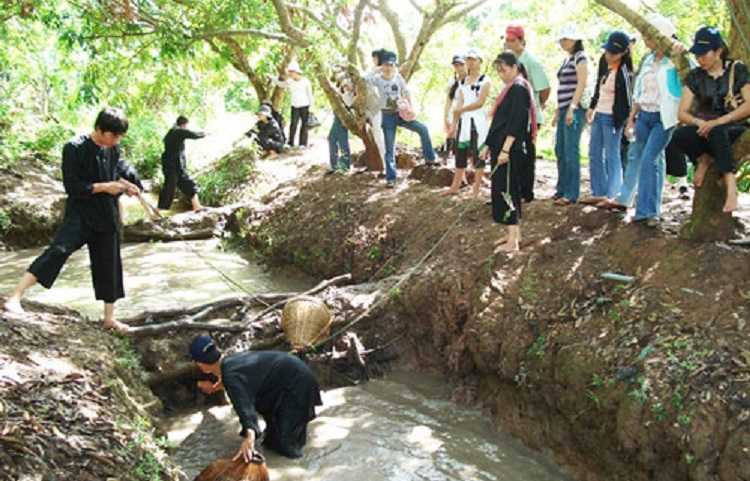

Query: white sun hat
left=646, top=13, right=677, bottom=39
left=558, top=24, right=584, bottom=41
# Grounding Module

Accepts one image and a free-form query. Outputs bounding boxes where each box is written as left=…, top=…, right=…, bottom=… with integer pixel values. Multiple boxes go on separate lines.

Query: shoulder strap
left=725, top=60, right=740, bottom=110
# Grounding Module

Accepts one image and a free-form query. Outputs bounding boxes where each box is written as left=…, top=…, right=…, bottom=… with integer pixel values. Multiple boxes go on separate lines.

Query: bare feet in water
left=4, top=297, right=24, bottom=315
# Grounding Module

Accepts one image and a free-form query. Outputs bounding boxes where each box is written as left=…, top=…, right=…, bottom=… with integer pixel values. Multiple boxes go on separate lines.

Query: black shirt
left=221, top=351, right=322, bottom=438
left=686, top=60, right=749, bottom=118
left=62, top=134, right=142, bottom=232
left=162, top=126, right=205, bottom=161
left=485, top=83, right=531, bottom=156
left=251, top=118, right=284, bottom=144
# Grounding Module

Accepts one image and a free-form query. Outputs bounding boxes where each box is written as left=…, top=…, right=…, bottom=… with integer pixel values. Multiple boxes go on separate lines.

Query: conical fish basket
left=281, top=296, right=332, bottom=350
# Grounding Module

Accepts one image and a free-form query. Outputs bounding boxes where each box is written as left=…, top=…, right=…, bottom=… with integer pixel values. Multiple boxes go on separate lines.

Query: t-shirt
left=557, top=51, right=587, bottom=109
left=277, top=77, right=313, bottom=108
left=595, top=68, right=617, bottom=114
left=370, top=73, right=410, bottom=112
left=518, top=50, right=550, bottom=124
left=685, top=60, right=749, bottom=118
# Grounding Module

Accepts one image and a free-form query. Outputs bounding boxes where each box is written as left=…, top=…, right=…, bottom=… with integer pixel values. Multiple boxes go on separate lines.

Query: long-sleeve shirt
left=221, top=351, right=322, bottom=438
left=485, top=84, right=531, bottom=157
left=62, top=134, right=142, bottom=233
left=276, top=77, right=314, bottom=108
left=162, top=126, right=205, bottom=162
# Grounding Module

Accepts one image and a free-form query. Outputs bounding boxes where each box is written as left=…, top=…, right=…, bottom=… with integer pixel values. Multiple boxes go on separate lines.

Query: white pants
left=369, top=111, right=385, bottom=166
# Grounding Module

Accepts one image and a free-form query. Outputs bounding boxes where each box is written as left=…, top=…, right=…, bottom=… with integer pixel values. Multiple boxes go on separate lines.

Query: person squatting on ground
left=582, top=31, right=633, bottom=206
left=441, top=53, right=468, bottom=164
left=368, top=51, right=437, bottom=188
left=327, top=71, right=355, bottom=174
left=504, top=24, right=551, bottom=203
left=275, top=61, right=314, bottom=148
left=189, top=335, right=323, bottom=461
left=606, top=15, right=684, bottom=226
left=672, top=26, right=750, bottom=213
left=553, top=25, right=589, bottom=206
left=446, top=48, right=492, bottom=198
left=158, top=115, right=206, bottom=211
left=481, top=53, right=537, bottom=252
left=248, top=105, right=286, bottom=158
left=4, top=108, right=142, bottom=332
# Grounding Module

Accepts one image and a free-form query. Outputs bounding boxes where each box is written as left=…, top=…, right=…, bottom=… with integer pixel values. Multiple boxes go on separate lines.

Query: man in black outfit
left=158, top=115, right=206, bottom=211
left=4, top=108, right=142, bottom=332
left=189, top=335, right=322, bottom=462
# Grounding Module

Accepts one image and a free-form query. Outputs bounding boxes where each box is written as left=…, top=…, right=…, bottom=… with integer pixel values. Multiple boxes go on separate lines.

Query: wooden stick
left=243, top=273, right=352, bottom=327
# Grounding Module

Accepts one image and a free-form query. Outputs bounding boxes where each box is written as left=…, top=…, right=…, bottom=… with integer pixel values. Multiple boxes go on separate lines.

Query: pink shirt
left=595, top=68, right=617, bottom=115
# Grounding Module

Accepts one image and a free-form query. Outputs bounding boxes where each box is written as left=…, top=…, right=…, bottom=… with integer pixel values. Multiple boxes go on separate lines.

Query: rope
left=304, top=157, right=509, bottom=354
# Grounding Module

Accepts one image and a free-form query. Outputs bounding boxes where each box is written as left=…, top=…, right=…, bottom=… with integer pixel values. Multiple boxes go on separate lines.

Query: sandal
left=554, top=198, right=572, bottom=206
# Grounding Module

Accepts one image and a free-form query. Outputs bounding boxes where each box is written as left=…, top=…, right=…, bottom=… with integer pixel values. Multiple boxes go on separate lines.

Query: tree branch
left=371, top=0, right=407, bottom=62
left=206, top=37, right=270, bottom=101
left=593, top=0, right=690, bottom=78
left=348, top=0, right=369, bottom=66
left=197, top=28, right=297, bottom=44
left=441, top=0, right=491, bottom=25
left=269, top=0, right=310, bottom=46
left=407, top=0, right=426, bottom=14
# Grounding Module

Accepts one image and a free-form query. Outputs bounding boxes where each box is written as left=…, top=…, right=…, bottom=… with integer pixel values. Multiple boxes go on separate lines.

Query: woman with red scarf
left=480, top=52, right=537, bottom=252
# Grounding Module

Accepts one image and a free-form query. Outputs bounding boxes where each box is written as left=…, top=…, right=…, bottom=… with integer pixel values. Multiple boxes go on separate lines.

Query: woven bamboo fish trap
left=281, top=296, right=332, bottom=350
left=193, top=454, right=269, bottom=481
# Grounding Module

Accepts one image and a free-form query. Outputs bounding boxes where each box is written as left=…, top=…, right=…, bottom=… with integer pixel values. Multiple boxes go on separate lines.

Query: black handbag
left=306, top=111, right=321, bottom=128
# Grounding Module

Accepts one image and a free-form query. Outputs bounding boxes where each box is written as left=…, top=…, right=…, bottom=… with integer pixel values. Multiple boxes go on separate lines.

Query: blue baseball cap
left=382, top=51, right=398, bottom=65
left=689, top=26, right=723, bottom=55
left=189, top=335, right=221, bottom=364
left=602, top=31, right=631, bottom=54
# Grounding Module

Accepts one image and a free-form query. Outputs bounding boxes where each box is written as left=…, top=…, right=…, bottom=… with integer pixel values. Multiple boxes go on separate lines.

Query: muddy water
left=0, top=239, right=313, bottom=318
left=166, top=372, right=575, bottom=481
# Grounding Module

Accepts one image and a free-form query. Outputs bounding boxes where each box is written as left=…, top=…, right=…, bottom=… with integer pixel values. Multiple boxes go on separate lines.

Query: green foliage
left=196, top=146, right=258, bottom=206
left=528, top=335, right=547, bottom=358
left=0, top=209, right=11, bottom=234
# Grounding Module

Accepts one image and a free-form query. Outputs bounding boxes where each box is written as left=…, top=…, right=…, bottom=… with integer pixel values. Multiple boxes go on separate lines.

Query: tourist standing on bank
left=276, top=62, right=314, bottom=149
left=442, top=53, right=468, bottom=164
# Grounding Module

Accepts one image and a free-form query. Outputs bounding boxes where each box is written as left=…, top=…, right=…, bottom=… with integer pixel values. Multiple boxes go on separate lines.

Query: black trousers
left=671, top=124, right=747, bottom=174
left=520, top=129, right=538, bottom=202
left=289, top=106, right=310, bottom=147
left=491, top=144, right=524, bottom=226
left=158, top=155, right=198, bottom=209
left=28, top=212, right=124, bottom=303
left=665, top=138, right=688, bottom=177
left=262, top=395, right=314, bottom=459
left=257, top=136, right=285, bottom=154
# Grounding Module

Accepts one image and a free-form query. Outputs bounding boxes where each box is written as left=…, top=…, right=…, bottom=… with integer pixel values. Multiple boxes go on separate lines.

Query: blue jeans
left=633, top=112, right=672, bottom=220
left=554, top=107, right=585, bottom=202
left=589, top=112, right=624, bottom=198
left=327, top=116, right=351, bottom=171
left=382, top=111, right=436, bottom=182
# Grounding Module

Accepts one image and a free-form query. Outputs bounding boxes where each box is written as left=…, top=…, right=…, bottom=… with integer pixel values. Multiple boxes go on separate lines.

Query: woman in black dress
left=481, top=52, right=536, bottom=252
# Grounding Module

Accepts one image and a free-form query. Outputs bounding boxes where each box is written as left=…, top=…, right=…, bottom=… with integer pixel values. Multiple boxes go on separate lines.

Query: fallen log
left=128, top=317, right=246, bottom=337
left=123, top=292, right=302, bottom=326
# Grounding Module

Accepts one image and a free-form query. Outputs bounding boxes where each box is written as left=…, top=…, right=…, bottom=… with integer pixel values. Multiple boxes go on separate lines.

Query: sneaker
left=325, top=169, right=335, bottom=176
left=386, top=180, right=396, bottom=188
left=646, top=218, right=659, bottom=228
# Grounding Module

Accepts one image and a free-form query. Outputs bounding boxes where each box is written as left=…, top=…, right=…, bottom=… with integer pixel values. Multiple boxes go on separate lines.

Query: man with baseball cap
left=505, top=24, right=550, bottom=202
left=188, top=335, right=322, bottom=462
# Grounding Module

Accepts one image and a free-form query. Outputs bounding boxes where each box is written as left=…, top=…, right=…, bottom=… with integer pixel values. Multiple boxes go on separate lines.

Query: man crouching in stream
left=3, top=108, right=142, bottom=332
left=189, top=335, right=323, bottom=461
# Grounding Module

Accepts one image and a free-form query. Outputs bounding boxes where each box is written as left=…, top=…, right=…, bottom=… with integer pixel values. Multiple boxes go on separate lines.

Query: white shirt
left=277, top=77, right=313, bottom=108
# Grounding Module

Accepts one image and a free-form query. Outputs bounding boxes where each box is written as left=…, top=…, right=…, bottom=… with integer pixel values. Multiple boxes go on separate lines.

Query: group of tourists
left=2, top=15, right=750, bottom=468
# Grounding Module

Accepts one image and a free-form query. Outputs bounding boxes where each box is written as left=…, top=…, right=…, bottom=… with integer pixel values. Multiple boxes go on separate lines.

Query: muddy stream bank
left=0, top=237, right=576, bottom=481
